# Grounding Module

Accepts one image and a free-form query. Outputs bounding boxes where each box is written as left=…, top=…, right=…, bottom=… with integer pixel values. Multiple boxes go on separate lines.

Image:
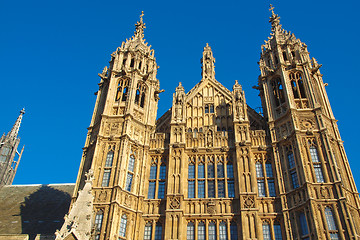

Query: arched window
left=102, top=150, right=114, bottom=187
left=125, top=153, right=135, bottom=191
left=119, top=214, right=127, bottom=237
left=154, top=223, right=162, bottom=240
left=219, top=222, right=227, bottom=240
left=230, top=222, right=238, bottom=240
left=324, top=207, right=339, bottom=239
left=309, top=144, right=325, bottom=183
left=135, top=82, right=147, bottom=108
left=262, top=222, right=271, bottom=240
left=194, top=128, right=198, bottom=138
left=198, top=222, right=205, bottom=240
left=288, top=151, right=299, bottom=189
left=208, top=222, right=216, bottom=240
left=271, top=78, right=285, bottom=107
left=144, top=222, right=152, bottom=240
left=115, top=79, right=129, bottom=102
left=290, top=72, right=306, bottom=99
left=187, top=222, right=195, bottom=240
left=94, top=210, right=103, bottom=231
left=94, top=210, right=103, bottom=240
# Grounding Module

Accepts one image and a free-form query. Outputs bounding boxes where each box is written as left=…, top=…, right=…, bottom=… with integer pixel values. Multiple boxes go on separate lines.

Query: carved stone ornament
left=243, top=195, right=255, bottom=208
left=239, top=141, right=246, bottom=146
left=220, top=146, right=229, bottom=152
left=258, top=145, right=266, bottom=151
left=169, top=196, right=181, bottom=209
left=207, top=201, right=216, bottom=214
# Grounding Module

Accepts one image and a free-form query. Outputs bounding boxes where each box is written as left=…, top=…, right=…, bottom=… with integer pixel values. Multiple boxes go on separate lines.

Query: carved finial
left=140, top=11, right=144, bottom=22
left=269, top=4, right=275, bottom=14
left=134, top=11, right=146, bottom=39
left=269, top=4, right=281, bottom=32
left=85, top=169, right=94, bottom=182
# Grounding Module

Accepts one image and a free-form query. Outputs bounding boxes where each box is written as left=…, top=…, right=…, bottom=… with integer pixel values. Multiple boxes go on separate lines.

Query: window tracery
left=135, top=81, right=146, bottom=108
left=324, top=206, right=339, bottom=239
left=125, top=150, right=135, bottom=192
left=102, top=147, right=115, bottom=187
left=290, top=72, right=306, bottom=99
left=255, top=156, right=276, bottom=197
left=308, top=140, right=325, bottom=183
left=115, top=78, right=130, bottom=102
left=187, top=154, right=235, bottom=198
left=271, top=78, right=285, bottom=107
left=147, top=156, right=166, bottom=199
left=119, top=214, right=127, bottom=238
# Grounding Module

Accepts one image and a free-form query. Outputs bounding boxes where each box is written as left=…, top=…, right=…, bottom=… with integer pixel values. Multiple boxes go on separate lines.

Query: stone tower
left=255, top=5, right=360, bottom=239
left=72, top=12, right=162, bottom=240
left=0, top=108, right=25, bottom=187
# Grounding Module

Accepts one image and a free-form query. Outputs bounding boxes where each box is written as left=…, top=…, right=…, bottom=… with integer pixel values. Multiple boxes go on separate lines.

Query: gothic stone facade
left=71, top=9, right=360, bottom=240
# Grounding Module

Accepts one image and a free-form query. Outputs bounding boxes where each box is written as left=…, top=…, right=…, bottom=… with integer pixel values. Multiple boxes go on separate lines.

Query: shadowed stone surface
left=0, top=184, right=74, bottom=240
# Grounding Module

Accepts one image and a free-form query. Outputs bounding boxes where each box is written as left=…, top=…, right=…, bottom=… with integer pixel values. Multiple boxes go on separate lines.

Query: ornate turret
left=0, top=109, right=25, bottom=187
left=254, top=5, right=360, bottom=239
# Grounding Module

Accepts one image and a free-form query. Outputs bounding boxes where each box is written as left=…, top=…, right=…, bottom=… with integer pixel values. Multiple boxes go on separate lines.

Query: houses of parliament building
left=1, top=5, right=360, bottom=240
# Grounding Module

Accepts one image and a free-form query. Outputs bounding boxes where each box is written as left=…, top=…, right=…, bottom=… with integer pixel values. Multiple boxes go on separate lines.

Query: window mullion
left=262, top=161, right=269, bottom=197
left=215, top=161, right=218, bottom=198
left=205, top=160, right=208, bottom=198
left=195, top=159, right=198, bottom=198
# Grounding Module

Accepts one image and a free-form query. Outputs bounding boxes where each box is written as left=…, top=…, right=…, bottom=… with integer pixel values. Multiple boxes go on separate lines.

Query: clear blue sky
left=1, top=0, right=359, bottom=189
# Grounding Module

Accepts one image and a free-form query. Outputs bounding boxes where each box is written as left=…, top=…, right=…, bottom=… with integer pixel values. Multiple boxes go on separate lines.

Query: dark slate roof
left=0, top=184, right=75, bottom=239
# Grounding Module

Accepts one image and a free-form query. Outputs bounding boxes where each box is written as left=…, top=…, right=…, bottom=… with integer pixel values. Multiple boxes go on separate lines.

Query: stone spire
left=134, top=11, right=146, bottom=39
left=201, top=43, right=216, bottom=80
left=55, top=169, right=94, bottom=240
left=6, top=108, right=25, bottom=141
left=269, top=4, right=282, bottom=33
left=0, top=108, right=25, bottom=187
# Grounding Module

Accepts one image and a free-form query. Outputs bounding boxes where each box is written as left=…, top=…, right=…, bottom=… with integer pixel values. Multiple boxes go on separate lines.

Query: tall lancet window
left=324, top=207, right=339, bottom=239
left=287, top=150, right=299, bottom=189
left=308, top=141, right=325, bottom=183
left=125, top=151, right=135, bottom=192
left=147, top=157, right=167, bottom=199
left=119, top=214, right=127, bottom=238
left=94, top=210, right=104, bottom=240
left=115, top=78, right=130, bottom=102
left=135, top=81, right=147, bottom=108
left=102, top=149, right=114, bottom=187
left=271, top=78, right=285, bottom=107
left=290, top=72, right=306, bottom=99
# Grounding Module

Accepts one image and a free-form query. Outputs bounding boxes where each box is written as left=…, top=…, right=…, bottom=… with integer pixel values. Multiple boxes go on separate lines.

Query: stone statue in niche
left=174, top=82, right=185, bottom=121
left=207, top=130, right=213, bottom=147
left=234, top=80, right=245, bottom=121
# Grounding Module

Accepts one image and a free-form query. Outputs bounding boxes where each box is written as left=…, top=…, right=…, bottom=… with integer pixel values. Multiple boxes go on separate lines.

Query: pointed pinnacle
left=7, top=108, right=25, bottom=140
